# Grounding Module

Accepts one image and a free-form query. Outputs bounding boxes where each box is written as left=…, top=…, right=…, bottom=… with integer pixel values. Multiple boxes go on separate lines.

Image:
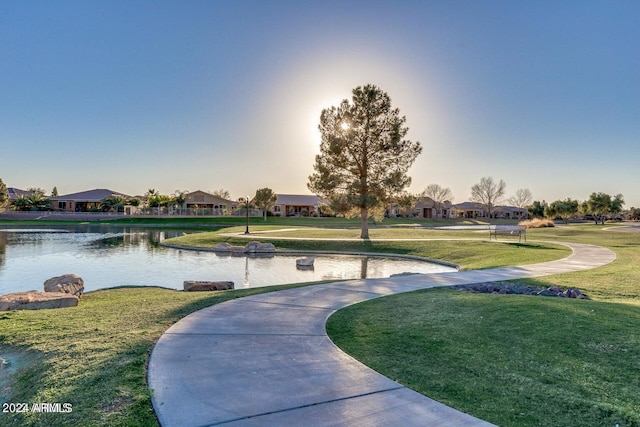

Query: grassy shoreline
left=1, top=221, right=638, bottom=426
left=164, top=225, right=571, bottom=270
left=0, top=284, right=314, bottom=426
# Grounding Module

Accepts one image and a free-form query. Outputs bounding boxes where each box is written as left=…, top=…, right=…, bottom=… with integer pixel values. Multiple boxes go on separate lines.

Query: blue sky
left=2, top=1, right=639, bottom=206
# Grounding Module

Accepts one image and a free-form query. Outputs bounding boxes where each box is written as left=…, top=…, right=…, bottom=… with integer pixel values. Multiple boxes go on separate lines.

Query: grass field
left=328, top=224, right=640, bottom=426
left=327, top=289, right=640, bottom=426
left=0, top=284, right=311, bottom=427
left=0, top=219, right=638, bottom=426
left=166, top=225, right=570, bottom=270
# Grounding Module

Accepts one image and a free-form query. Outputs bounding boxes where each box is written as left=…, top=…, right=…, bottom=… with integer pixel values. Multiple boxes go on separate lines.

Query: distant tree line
left=528, top=192, right=625, bottom=224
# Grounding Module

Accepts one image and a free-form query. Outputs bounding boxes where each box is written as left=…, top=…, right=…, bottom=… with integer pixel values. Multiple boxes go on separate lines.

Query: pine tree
left=308, top=85, right=422, bottom=239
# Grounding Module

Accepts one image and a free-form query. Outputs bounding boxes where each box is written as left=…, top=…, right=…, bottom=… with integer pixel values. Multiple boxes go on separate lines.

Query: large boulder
left=183, top=281, right=235, bottom=292
left=44, top=274, right=84, bottom=296
left=0, top=291, right=79, bottom=311
left=245, top=241, right=276, bottom=253
left=296, top=257, right=315, bottom=267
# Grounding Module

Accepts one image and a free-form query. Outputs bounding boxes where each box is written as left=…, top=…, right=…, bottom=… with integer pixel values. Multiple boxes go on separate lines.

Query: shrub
left=519, top=218, right=555, bottom=228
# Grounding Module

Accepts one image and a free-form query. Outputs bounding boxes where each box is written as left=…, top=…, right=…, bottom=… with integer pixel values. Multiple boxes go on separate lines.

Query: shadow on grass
left=0, top=347, right=44, bottom=406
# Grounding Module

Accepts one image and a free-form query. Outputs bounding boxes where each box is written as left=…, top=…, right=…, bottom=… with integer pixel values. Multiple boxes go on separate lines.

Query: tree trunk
left=360, top=207, right=370, bottom=239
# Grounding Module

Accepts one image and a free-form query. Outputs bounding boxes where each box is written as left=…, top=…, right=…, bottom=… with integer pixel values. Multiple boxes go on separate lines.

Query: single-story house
left=453, top=202, right=488, bottom=219
left=271, top=194, right=327, bottom=217
left=495, top=205, right=528, bottom=219
left=451, top=202, right=527, bottom=219
left=413, top=197, right=456, bottom=219
left=184, top=190, right=238, bottom=215
left=50, top=189, right=131, bottom=212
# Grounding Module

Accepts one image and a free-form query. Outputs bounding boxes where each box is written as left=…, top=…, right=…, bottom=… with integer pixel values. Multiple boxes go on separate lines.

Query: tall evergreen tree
left=308, top=84, right=422, bottom=239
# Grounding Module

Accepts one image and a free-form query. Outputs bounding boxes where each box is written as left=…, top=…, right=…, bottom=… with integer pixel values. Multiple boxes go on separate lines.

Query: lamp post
left=244, top=196, right=250, bottom=234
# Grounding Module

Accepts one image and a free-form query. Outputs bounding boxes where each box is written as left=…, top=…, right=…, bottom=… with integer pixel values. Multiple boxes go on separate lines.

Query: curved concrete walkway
left=148, top=241, right=616, bottom=426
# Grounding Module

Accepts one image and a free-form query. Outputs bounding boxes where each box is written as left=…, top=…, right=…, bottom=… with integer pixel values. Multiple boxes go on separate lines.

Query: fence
left=132, top=207, right=262, bottom=217
left=0, top=208, right=264, bottom=219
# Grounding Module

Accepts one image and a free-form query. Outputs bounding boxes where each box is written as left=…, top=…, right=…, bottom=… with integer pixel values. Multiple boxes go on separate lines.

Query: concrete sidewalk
left=148, top=242, right=616, bottom=426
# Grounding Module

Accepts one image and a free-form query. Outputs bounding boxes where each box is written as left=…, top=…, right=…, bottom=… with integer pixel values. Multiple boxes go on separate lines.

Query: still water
left=0, top=226, right=455, bottom=295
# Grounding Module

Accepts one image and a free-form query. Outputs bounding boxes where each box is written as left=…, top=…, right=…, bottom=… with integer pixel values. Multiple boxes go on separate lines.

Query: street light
left=244, top=196, right=250, bottom=234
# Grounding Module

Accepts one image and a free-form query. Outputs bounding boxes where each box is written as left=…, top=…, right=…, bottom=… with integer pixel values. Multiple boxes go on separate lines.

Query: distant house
left=451, top=202, right=527, bottom=219
left=271, top=194, right=327, bottom=217
left=413, top=197, right=456, bottom=219
left=454, top=202, right=488, bottom=219
left=50, top=189, right=131, bottom=212
left=495, top=205, right=528, bottom=219
left=184, top=190, right=238, bottom=215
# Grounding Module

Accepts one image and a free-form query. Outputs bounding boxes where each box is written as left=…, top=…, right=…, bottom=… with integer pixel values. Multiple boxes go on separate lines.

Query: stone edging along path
left=148, top=241, right=616, bottom=427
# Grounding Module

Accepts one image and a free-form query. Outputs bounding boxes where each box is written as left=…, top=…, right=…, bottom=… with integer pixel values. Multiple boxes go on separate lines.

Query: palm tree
left=100, top=195, right=127, bottom=213
left=172, top=191, right=187, bottom=214
left=11, top=196, right=31, bottom=211
left=26, top=193, right=50, bottom=211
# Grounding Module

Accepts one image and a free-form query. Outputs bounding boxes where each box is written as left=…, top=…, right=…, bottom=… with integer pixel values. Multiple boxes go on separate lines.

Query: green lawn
left=327, top=289, right=640, bottom=426
left=327, top=224, right=640, bottom=426
left=166, top=225, right=570, bottom=270
left=0, top=221, right=637, bottom=426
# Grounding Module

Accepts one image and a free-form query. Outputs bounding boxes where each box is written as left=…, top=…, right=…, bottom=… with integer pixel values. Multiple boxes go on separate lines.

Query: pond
left=0, top=226, right=456, bottom=295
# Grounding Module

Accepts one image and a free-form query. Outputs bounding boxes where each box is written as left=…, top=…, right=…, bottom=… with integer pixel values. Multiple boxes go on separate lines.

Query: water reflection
left=0, top=231, right=6, bottom=267
left=243, top=256, right=249, bottom=288
left=0, top=225, right=455, bottom=295
left=360, top=257, right=368, bottom=279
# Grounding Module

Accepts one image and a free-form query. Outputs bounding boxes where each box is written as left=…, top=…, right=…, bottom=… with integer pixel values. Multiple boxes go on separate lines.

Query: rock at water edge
left=0, top=291, right=79, bottom=311
left=44, top=274, right=84, bottom=296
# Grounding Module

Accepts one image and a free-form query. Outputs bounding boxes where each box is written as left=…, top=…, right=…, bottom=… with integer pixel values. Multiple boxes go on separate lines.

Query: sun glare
left=341, top=122, right=350, bottom=131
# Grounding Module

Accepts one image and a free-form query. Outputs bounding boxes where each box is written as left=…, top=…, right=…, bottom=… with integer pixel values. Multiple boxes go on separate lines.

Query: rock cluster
left=0, top=273, right=85, bottom=311
left=213, top=241, right=276, bottom=254
left=453, top=282, right=587, bottom=299
left=183, top=281, right=235, bottom=292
